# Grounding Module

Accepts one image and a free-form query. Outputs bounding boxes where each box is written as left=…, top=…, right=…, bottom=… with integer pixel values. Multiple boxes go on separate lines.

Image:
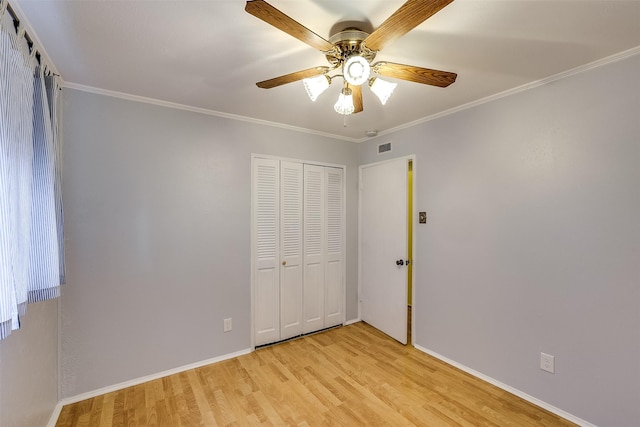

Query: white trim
left=249, top=157, right=257, bottom=350
left=47, top=348, right=250, bottom=425
left=63, top=82, right=360, bottom=143
left=358, top=155, right=416, bottom=342
left=45, top=340, right=595, bottom=427
left=344, top=317, right=361, bottom=326
left=52, top=348, right=251, bottom=410
left=47, top=402, right=63, bottom=427
left=413, top=344, right=598, bottom=427
left=61, top=47, right=640, bottom=145
left=370, top=46, right=640, bottom=142
left=340, top=164, right=348, bottom=329
left=251, top=153, right=344, bottom=170
left=357, top=165, right=362, bottom=321
left=358, top=155, right=415, bottom=171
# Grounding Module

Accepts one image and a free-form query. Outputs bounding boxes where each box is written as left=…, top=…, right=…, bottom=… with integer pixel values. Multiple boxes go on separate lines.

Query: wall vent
left=378, top=142, right=392, bottom=154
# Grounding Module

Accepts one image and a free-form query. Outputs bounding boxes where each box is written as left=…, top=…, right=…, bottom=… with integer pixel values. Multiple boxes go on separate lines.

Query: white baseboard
left=413, top=344, right=597, bottom=427
left=47, top=402, right=63, bottom=427
left=49, top=336, right=594, bottom=426
left=47, top=347, right=252, bottom=427
left=344, top=317, right=361, bottom=326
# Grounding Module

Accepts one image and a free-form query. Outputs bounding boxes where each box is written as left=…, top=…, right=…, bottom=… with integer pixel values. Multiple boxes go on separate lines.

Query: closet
left=252, top=157, right=345, bottom=347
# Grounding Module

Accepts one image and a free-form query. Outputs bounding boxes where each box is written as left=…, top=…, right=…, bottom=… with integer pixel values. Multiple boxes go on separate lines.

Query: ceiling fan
left=245, top=0, right=458, bottom=115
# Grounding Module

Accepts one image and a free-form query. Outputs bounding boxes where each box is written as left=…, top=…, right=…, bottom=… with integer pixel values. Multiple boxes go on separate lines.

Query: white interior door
left=360, top=158, right=408, bottom=344
left=324, top=167, right=344, bottom=328
left=252, top=158, right=280, bottom=346
left=280, top=161, right=303, bottom=340
left=253, top=156, right=346, bottom=346
left=302, top=165, right=325, bottom=333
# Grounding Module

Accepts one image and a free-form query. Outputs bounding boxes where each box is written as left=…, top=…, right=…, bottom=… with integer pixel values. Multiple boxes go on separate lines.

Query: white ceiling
left=13, top=0, right=640, bottom=141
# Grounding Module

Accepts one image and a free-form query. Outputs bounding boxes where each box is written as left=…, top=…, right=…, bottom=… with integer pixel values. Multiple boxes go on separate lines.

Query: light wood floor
left=56, top=322, right=576, bottom=426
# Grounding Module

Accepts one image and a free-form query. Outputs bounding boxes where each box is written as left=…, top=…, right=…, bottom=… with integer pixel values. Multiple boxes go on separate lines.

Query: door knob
left=396, top=259, right=404, bottom=266
left=282, top=260, right=287, bottom=266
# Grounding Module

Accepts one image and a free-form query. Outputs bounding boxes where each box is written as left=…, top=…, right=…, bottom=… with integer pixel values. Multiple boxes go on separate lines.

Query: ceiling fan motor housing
left=246, top=0, right=458, bottom=114
left=326, top=28, right=377, bottom=68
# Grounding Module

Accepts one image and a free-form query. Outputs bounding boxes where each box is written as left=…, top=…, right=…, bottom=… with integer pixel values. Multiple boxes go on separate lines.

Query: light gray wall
left=0, top=299, right=58, bottom=427
left=56, top=53, right=639, bottom=424
left=60, top=88, right=360, bottom=398
left=360, top=54, right=640, bottom=426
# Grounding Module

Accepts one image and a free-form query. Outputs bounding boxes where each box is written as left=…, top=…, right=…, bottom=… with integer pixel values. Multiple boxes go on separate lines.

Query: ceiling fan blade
left=350, top=84, right=363, bottom=113
left=373, top=62, right=457, bottom=87
left=364, top=0, right=454, bottom=51
left=245, top=0, right=334, bottom=52
left=256, top=66, right=329, bottom=89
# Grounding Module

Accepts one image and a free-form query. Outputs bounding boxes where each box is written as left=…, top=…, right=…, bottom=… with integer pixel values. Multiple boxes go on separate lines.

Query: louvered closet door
left=280, top=162, right=304, bottom=340
left=324, top=167, right=344, bottom=328
left=303, top=165, right=326, bottom=333
left=252, top=158, right=280, bottom=346
left=253, top=157, right=345, bottom=346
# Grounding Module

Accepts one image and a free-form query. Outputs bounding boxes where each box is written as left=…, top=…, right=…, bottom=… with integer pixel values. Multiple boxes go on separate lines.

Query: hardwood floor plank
left=86, top=396, right=104, bottom=427
left=187, top=369, right=217, bottom=426
left=55, top=322, right=577, bottom=426
left=252, top=389, right=287, bottom=425
left=96, top=392, right=115, bottom=427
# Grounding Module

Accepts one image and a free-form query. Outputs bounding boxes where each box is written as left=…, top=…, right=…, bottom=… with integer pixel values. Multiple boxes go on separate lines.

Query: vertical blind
left=0, top=1, right=64, bottom=340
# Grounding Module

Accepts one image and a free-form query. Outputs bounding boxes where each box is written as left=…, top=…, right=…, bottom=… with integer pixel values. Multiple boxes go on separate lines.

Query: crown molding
left=371, top=46, right=640, bottom=141
left=62, top=82, right=360, bottom=143
left=64, top=45, right=640, bottom=145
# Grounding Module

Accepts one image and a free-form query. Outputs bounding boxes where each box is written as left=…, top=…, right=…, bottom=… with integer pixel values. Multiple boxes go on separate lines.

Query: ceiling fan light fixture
left=303, top=74, right=331, bottom=101
left=246, top=0, right=458, bottom=117
left=369, top=77, right=397, bottom=105
left=343, top=55, right=370, bottom=86
left=334, top=87, right=355, bottom=115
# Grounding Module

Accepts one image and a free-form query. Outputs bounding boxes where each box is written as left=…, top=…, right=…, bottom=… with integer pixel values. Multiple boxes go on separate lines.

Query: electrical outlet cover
left=223, top=318, right=232, bottom=332
left=540, top=352, right=555, bottom=373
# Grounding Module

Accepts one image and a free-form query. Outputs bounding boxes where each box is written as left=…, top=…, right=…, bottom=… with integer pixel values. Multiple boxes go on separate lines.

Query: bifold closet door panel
left=280, top=161, right=304, bottom=340
left=254, top=158, right=345, bottom=346
left=252, top=158, right=280, bottom=346
left=303, top=164, right=326, bottom=334
left=325, top=167, right=344, bottom=328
